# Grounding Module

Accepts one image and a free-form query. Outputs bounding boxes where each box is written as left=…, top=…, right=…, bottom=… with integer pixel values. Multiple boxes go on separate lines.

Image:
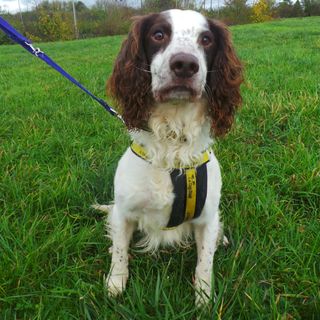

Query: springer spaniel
left=94, top=9, right=243, bottom=306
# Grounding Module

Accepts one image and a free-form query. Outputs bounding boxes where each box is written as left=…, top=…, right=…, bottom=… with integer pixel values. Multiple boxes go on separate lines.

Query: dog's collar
left=130, top=142, right=210, bottom=169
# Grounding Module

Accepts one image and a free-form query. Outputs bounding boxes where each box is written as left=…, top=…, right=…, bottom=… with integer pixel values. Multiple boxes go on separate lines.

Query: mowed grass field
left=0, top=16, right=319, bottom=319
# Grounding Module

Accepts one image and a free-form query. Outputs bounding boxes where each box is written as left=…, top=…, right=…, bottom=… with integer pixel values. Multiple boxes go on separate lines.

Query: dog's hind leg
left=106, top=205, right=135, bottom=297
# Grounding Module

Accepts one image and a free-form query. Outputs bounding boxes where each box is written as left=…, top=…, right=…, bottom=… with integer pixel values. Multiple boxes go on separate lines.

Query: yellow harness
left=131, top=142, right=210, bottom=229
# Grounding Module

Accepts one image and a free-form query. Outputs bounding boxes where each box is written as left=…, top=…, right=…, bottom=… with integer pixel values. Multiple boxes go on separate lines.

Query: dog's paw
left=194, top=276, right=212, bottom=307
left=106, top=271, right=128, bottom=297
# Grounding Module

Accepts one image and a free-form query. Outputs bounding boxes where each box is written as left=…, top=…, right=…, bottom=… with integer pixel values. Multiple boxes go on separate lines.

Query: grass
left=0, top=16, right=319, bottom=319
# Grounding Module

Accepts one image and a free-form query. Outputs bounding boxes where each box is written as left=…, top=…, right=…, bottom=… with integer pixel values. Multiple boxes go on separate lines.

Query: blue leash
left=0, top=16, right=123, bottom=123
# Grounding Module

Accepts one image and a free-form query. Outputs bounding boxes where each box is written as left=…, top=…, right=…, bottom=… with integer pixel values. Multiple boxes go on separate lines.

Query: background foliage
left=1, top=0, right=320, bottom=44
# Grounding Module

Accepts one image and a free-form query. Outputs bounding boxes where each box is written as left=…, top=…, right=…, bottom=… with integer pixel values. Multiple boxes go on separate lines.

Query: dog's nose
left=170, top=53, right=199, bottom=78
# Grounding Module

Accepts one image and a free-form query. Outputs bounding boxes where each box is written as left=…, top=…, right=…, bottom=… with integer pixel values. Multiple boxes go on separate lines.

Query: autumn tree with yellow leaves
left=251, top=0, right=273, bottom=22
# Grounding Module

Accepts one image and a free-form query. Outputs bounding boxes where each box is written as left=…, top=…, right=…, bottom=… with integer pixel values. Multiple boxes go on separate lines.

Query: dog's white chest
left=114, top=149, right=174, bottom=230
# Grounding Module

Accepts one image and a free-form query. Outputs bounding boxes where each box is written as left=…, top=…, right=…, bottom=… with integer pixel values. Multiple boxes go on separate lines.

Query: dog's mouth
left=154, top=85, right=199, bottom=102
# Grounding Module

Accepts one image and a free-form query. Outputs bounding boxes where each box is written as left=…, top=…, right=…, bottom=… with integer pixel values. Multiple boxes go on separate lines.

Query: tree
left=221, top=0, right=252, bottom=24
left=276, top=0, right=294, bottom=17
left=292, top=0, right=303, bottom=15
left=76, top=1, right=88, bottom=11
left=251, top=0, right=273, bottom=22
left=303, top=0, right=320, bottom=16
left=143, top=0, right=181, bottom=10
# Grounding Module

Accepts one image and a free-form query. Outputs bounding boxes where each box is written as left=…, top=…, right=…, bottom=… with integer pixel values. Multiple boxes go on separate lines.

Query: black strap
left=166, top=170, right=187, bottom=228
left=166, top=163, right=208, bottom=228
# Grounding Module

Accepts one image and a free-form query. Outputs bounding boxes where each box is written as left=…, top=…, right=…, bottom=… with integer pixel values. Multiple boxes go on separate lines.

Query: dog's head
left=107, top=9, right=243, bottom=136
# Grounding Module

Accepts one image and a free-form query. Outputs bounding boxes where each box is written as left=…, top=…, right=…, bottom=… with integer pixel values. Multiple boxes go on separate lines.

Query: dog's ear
left=206, top=20, right=243, bottom=137
left=107, top=14, right=157, bottom=130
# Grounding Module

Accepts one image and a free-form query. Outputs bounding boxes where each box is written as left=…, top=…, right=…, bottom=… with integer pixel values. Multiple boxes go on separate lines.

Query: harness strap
left=131, top=142, right=149, bottom=161
left=130, top=142, right=210, bottom=229
left=131, top=142, right=210, bottom=169
left=185, top=168, right=197, bottom=220
left=165, top=163, right=208, bottom=229
left=0, top=16, right=123, bottom=122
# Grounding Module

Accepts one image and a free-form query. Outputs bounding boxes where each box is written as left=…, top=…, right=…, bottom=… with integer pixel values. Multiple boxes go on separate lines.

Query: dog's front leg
left=193, top=216, right=221, bottom=307
left=106, top=205, right=134, bottom=297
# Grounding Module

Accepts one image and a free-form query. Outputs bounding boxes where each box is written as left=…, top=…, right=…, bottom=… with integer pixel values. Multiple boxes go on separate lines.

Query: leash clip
left=25, top=41, right=43, bottom=57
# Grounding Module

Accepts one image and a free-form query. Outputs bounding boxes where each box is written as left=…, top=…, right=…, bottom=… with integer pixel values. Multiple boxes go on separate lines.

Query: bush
left=219, top=0, right=253, bottom=25
left=36, top=9, right=73, bottom=41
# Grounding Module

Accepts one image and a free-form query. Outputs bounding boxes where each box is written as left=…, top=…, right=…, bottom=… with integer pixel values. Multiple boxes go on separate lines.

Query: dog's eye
left=153, top=31, right=164, bottom=41
left=200, top=35, right=212, bottom=47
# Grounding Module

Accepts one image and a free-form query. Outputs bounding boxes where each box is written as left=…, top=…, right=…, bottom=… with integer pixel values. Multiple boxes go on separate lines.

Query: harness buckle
left=25, top=42, right=43, bottom=57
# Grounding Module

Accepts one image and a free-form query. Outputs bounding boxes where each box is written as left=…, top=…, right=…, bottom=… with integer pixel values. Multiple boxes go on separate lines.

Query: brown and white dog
left=94, top=9, right=243, bottom=306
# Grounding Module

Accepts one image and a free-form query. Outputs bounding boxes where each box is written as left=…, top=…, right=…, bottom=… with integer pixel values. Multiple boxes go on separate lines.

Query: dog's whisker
left=134, top=65, right=152, bottom=73
left=140, top=61, right=152, bottom=67
left=204, top=83, right=214, bottom=100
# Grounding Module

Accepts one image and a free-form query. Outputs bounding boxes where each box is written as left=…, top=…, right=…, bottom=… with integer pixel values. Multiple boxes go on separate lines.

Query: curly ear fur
left=108, top=16, right=242, bottom=135
left=206, top=20, right=243, bottom=137
left=107, top=15, right=157, bottom=130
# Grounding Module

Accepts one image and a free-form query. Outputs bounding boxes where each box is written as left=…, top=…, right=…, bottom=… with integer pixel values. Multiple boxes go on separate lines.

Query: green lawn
left=0, top=16, right=319, bottom=319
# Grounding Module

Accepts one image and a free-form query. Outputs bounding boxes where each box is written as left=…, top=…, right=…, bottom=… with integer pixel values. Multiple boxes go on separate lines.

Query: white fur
left=151, top=10, right=210, bottom=100
left=95, top=10, right=225, bottom=306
